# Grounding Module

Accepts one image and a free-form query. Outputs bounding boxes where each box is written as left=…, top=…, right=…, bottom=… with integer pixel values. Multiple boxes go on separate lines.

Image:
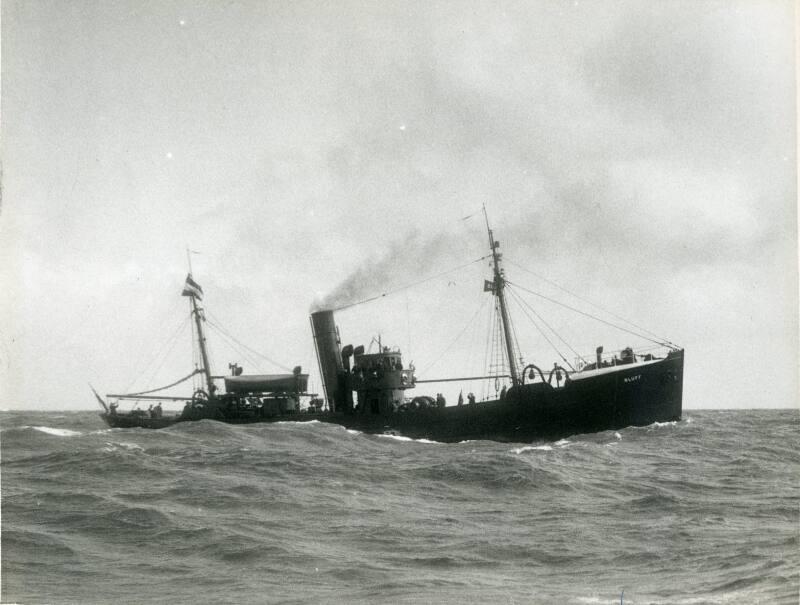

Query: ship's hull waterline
left=101, top=350, right=683, bottom=442
left=98, top=211, right=684, bottom=442
left=316, top=349, right=683, bottom=443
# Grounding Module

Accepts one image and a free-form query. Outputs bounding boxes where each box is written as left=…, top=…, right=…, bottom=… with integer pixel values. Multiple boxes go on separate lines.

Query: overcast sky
left=1, top=0, right=796, bottom=411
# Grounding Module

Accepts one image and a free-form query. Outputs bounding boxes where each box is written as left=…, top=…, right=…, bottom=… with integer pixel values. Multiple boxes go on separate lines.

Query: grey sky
left=1, top=0, right=796, bottom=410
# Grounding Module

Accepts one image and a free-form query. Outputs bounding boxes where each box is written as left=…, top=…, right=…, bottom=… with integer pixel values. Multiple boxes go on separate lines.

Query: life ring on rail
left=521, top=364, right=546, bottom=385
left=191, top=389, right=209, bottom=407
left=547, top=365, right=570, bottom=386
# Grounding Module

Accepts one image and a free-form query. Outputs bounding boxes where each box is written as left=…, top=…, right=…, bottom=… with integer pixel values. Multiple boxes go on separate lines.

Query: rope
left=507, top=286, right=577, bottom=370
left=463, top=291, right=488, bottom=381
left=205, top=320, right=266, bottom=371
left=483, top=298, right=505, bottom=401
left=419, top=295, right=488, bottom=376
left=331, top=255, right=491, bottom=312
left=492, top=304, right=506, bottom=399
left=506, top=281, right=678, bottom=348
left=505, top=293, right=525, bottom=374
left=123, top=314, right=191, bottom=394
left=113, top=369, right=201, bottom=397
left=121, top=294, right=187, bottom=392
left=205, top=312, right=293, bottom=372
left=143, top=320, right=194, bottom=389
left=505, top=258, right=679, bottom=348
left=508, top=285, right=584, bottom=365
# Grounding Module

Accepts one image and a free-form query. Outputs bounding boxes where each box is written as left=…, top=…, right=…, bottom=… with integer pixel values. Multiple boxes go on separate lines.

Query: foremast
left=182, top=273, right=215, bottom=398
left=483, top=206, right=520, bottom=387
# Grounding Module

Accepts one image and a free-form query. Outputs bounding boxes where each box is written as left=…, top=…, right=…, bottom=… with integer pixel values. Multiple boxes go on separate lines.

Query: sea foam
left=512, top=445, right=553, bottom=454
left=31, top=426, right=82, bottom=437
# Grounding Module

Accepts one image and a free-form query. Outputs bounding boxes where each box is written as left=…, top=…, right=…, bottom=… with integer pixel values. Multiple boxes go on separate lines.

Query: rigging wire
left=121, top=293, right=187, bottom=392
left=418, top=295, right=489, bottom=376
left=505, top=258, right=679, bottom=348
left=484, top=297, right=508, bottom=401
left=205, top=311, right=292, bottom=372
left=142, top=319, right=195, bottom=390
left=507, top=284, right=585, bottom=365
left=205, top=312, right=288, bottom=371
left=481, top=298, right=498, bottom=401
left=506, top=280, right=678, bottom=348
left=123, top=314, right=191, bottom=394
left=331, top=255, right=491, bottom=312
left=506, top=286, right=577, bottom=370
left=462, top=289, right=490, bottom=385
left=207, top=320, right=287, bottom=373
left=112, top=370, right=202, bottom=397
left=491, top=303, right=506, bottom=400
left=204, top=320, right=265, bottom=371
left=505, top=293, right=525, bottom=374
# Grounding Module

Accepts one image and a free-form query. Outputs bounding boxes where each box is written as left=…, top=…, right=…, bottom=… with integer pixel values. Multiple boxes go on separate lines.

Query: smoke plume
left=311, top=229, right=458, bottom=313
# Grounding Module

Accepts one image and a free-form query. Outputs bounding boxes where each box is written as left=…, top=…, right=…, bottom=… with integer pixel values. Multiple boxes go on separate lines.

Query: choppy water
left=1, top=409, right=797, bottom=604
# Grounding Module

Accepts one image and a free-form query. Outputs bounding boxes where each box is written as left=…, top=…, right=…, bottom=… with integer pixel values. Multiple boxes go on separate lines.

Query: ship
left=96, top=210, right=684, bottom=442
left=95, top=272, right=316, bottom=429
left=307, top=209, right=684, bottom=442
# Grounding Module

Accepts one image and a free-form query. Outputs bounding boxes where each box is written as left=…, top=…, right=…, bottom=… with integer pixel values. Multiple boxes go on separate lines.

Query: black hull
left=100, top=415, right=181, bottom=430
left=318, top=349, right=684, bottom=442
left=101, top=350, right=683, bottom=443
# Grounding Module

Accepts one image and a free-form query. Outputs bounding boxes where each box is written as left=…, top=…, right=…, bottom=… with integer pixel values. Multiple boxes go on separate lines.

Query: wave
left=626, top=419, right=681, bottom=433
left=2, top=528, right=79, bottom=563
left=101, top=441, right=145, bottom=453
left=512, top=444, right=553, bottom=453
left=32, top=426, right=82, bottom=437
left=376, top=433, right=441, bottom=444
left=0, top=409, right=797, bottom=605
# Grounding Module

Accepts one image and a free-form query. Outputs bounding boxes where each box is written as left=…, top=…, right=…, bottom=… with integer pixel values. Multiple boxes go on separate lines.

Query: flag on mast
left=181, top=274, right=203, bottom=300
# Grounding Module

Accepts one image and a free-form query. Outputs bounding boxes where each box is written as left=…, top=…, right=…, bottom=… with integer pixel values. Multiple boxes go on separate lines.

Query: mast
left=483, top=206, right=520, bottom=386
left=190, top=294, right=215, bottom=397
left=182, top=268, right=215, bottom=398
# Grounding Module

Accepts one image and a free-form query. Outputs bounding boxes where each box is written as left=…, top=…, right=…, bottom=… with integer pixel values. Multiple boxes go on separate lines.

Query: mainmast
left=483, top=206, right=520, bottom=387
left=182, top=273, right=215, bottom=398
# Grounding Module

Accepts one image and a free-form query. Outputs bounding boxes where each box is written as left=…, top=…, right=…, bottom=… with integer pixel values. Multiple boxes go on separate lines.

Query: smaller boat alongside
left=94, top=273, right=316, bottom=429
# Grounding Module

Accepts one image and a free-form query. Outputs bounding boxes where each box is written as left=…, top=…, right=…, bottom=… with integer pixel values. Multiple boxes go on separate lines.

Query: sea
left=1, top=409, right=797, bottom=605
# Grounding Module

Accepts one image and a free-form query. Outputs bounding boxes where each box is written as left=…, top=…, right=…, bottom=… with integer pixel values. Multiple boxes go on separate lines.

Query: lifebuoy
left=547, top=365, right=570, bottom=386
left=521, top=364, right=546, bottom=385
left=192, top=389, right=209, bottom=406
